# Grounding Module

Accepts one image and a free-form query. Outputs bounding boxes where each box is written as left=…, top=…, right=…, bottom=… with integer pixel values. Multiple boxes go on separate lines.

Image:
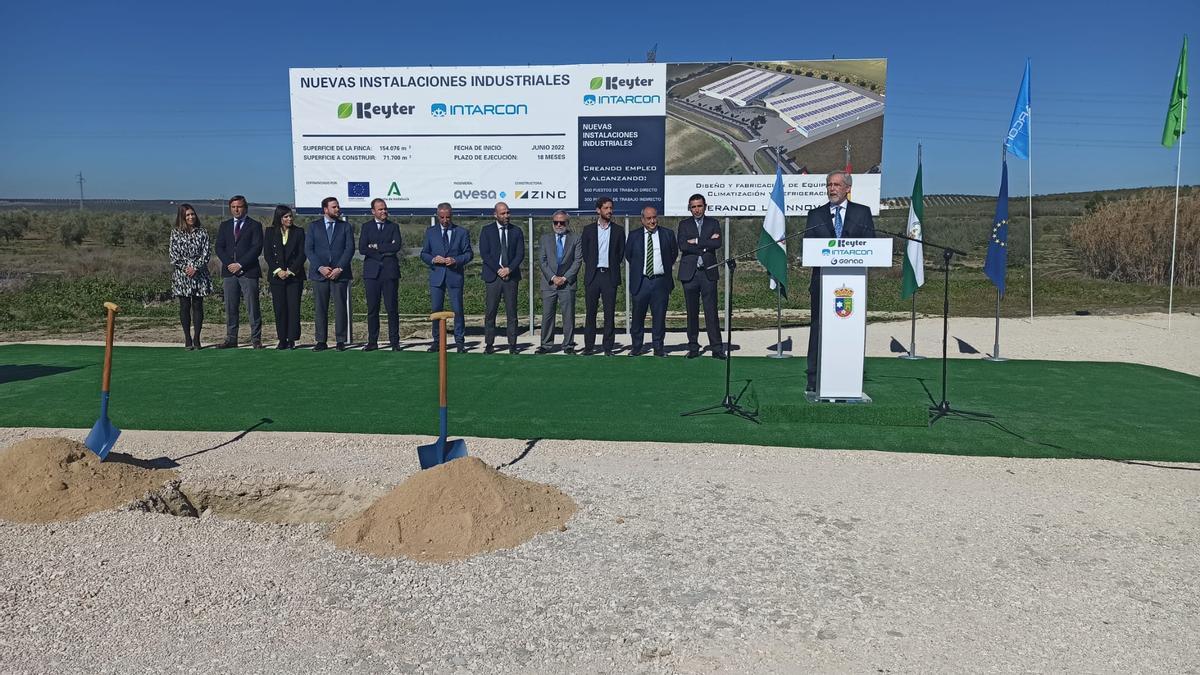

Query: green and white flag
left=900, top=159, right=925, bottom=299
left=757, top=165, right=788, bottom=297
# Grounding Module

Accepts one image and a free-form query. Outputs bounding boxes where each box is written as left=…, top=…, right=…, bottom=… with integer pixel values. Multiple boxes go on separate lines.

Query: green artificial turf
left=0, top=343, right=1197, bottom=462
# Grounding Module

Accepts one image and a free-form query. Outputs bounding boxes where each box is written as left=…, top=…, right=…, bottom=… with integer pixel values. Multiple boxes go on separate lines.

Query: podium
left=800, top=238, right=893, bottom=403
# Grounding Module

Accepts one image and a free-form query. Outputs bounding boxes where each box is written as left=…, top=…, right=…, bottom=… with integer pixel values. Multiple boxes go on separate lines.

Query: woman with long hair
left=168, top=203, right=213, bottom=349
left=263, top=204, right=306, bottom=349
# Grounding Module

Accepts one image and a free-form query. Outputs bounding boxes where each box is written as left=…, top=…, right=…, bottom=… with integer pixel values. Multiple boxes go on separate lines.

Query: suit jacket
left=625, top=226, right=678, bottom=296
left=478, top=222, right=525, bottom=283
left=358, top=219, right=402, bottom=280
left=304, top=219, right=355, bottom=282
left=538, top=230, right=583, bottom=292
left=263, top=226, right=306, bottom=282
left=676, top=216, right=722, bottom=283
left=419, top=223, right=473, bottom=288
left=215, top=216, right=263, bottom=278
left=580, top=221, right=625, bottom=287
left=805, top=201, right=876, bottom=291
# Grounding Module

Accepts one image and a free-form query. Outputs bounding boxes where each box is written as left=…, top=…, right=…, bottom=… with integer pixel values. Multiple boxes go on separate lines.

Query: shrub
left=59, top=220, right=88, bottom=247
left=1071, top=190, right=1198, bottom=285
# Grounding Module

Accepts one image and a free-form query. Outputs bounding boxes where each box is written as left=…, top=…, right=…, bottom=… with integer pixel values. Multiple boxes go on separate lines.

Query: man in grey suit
left=536, top=210, right=583, bottom=354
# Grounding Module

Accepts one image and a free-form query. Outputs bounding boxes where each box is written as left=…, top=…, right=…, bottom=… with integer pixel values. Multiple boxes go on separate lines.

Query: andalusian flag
left=757, top=166, right=788, bottom=297
left=1163, top=36, right=1188, bottom=148
left=900, top=158, right=925, bottom=299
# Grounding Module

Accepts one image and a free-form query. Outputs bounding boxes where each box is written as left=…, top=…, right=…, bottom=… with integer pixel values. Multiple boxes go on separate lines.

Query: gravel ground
left=1, top=427, right=1197, bottom=673
left=2, top=312, right=1198, bottom=672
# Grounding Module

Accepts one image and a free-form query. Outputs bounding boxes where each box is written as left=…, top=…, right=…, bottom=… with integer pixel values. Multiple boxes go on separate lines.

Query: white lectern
left=800, top=238, right=894, bottom=403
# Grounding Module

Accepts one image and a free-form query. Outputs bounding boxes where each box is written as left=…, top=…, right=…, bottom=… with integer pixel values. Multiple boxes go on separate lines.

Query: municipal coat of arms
left=834, top=286, right=854, bottom=318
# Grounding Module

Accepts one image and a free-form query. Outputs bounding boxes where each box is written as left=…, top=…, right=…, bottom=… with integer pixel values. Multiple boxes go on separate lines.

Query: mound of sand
left=0, top=437, right=177, bottom=523
left=331, top=457, right=577, bottom=562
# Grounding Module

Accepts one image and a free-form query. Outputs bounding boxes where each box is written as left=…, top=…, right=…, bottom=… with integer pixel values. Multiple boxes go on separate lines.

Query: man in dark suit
left=580, top=197, right=624, bottom=356
left=214, top=195, right=264, bottom=349
left=359, top=198, right=402, bottom=351
left=536, top=210, right=583, bottom=354
left=676, top=193, right=726, bottom=360
left=304, top=197, right=355, bottom=351
left=478, top=201, right=524, bottom=354
left=625, top=204, right=678, bottom=357
left=419, top=202, right=473, bottom=353
left=805, top=171, right=876, bottom=391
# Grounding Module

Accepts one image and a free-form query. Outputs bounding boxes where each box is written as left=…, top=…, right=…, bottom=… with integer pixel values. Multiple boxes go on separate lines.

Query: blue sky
left=0, top=0, right=1194, bottom=201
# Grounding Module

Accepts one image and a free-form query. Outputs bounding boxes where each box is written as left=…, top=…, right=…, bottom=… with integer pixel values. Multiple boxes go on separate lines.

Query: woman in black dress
left=168, top=203, right=213, bottom=350
left=263, top=205, right=306, bottom=349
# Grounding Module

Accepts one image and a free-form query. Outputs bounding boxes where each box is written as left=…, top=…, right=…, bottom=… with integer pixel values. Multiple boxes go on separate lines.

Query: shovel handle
left=101, top=302, right=120, bottom=393
left=429, top=311, right=454, bottom=408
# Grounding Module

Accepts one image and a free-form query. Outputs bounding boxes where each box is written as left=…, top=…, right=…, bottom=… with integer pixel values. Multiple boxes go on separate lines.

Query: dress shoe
left=276, top=341, right=287, bottom=350
left=484, top=345, right=495, bottom=354
left=509, top=346, right=518, bottom=355
left=252, top=340, right=264, bottom=350
left=653, top=350, right=667, bottom=358
left=313, top=342, right=328, bottom=352
left=456, top=344, right=467, bottom=354
left=581, top=347, right=594, bottom=356
left=604, top=350, right=614, bottom=357
left=363, top=343, right=378, bottom=352
left=288, top=341, right=298, bottom=350
left=534, top=346, right=549, bottom=354
left=427, top=344, right=438, bottom=352
left=390, top=344, right=401, bottom=352
left=712, top=350, right=727, bottom=360
left=685, top=350, right=700, bottom=359
left=564, top=347, right=575, bottom=354
left=216, top=341, right=236, bottom=349
left=336, top=343, right=347, bottom=352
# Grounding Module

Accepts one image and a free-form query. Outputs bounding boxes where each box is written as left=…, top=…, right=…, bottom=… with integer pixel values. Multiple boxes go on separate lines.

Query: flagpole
left=769, top=284, right=790, bottom=358
left=900, top=142, right=925, bottom=360
left=984, top=142, right=1008, bottom=363
left=1168, top=130, right=1182, bottom=329
left=1027, top=109, right=1034, bottom=322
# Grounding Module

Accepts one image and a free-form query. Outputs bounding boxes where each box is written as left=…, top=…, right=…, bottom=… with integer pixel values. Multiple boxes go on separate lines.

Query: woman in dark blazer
left=263, top=205, right=306, bottom=349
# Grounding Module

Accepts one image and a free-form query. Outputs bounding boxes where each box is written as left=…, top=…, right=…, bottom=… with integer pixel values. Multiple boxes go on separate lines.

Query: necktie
left=645, top=231, right=654, bottom=276
left=326, top=221, right=334, bottom=242
left=556, top=233, right=565, bottom=265
left=234, top=219, right=242, bottom=241
left=377, top=222, right=383, bottom=232
left=442, top=228, right=450, bottom=252
left=499, top=226, right=508, bottom=267
left=834, top=206, right=844, bottom=239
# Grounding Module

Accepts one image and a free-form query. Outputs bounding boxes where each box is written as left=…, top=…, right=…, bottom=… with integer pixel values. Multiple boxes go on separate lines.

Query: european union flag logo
left=348, top=182, right=370, bottom=199
left=983, top=158, right=1009, bottom=295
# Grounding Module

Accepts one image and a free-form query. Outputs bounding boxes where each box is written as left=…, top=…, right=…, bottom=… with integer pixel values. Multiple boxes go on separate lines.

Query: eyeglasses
left=552, top=221, right=568, bottom=225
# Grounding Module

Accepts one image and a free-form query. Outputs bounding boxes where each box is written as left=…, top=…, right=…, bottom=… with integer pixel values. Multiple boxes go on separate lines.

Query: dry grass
left=1071, top=190, right=1198, bottom=286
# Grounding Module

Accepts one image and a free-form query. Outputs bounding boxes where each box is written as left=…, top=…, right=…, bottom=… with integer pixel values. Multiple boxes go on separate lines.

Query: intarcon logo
left=337, top=102, right=415, bottom=120
left=430, top=102, right=529, bottom=117
left=582, top=93, right=661, bottom=105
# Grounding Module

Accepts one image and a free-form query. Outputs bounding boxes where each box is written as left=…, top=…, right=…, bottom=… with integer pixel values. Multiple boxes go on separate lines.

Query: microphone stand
left=878, top=228, right=993, bottom=424
left=680, top=227, right=820, bottom=423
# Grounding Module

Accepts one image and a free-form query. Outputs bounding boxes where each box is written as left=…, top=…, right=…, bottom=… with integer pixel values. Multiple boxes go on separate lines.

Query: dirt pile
left=0, top=437, right=177, bottom=523
left=331, top=457, right=576, bottom=561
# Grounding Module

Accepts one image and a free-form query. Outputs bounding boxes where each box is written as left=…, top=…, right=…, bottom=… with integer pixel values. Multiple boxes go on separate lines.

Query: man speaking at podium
left=805, top=171, right=875, bottom=392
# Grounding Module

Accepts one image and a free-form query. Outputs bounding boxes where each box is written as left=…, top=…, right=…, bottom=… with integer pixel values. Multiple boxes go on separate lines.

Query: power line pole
left=646, top=43, right=657, bottom=63
left=76, top=171, right=85, bottom=210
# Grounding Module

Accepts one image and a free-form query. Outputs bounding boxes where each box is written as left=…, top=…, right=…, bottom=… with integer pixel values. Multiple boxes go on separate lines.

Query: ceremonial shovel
left=417, top=311, right=468, bottom=469
left=84, top=302, right=121, bottom=460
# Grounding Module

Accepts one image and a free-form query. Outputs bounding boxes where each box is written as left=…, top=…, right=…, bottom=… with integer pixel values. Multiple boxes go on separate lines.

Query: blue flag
left=1006, top=60, right=1031, bottom=160
left=984, top=158, right=1010, bottom=295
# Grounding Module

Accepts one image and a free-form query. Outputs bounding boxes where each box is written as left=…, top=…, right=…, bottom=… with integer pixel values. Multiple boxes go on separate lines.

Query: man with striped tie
left=624, top=204, right=677, bottom=357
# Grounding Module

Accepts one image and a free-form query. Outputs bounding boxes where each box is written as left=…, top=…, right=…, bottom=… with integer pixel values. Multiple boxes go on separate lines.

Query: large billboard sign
left=289, top=59, right=885, bottom=216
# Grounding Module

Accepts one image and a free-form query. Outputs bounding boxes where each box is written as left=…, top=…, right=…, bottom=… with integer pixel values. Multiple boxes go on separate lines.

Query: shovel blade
left=85, top=416, right=120, bottom=461
left=416, top=438, right=469, bottom=470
